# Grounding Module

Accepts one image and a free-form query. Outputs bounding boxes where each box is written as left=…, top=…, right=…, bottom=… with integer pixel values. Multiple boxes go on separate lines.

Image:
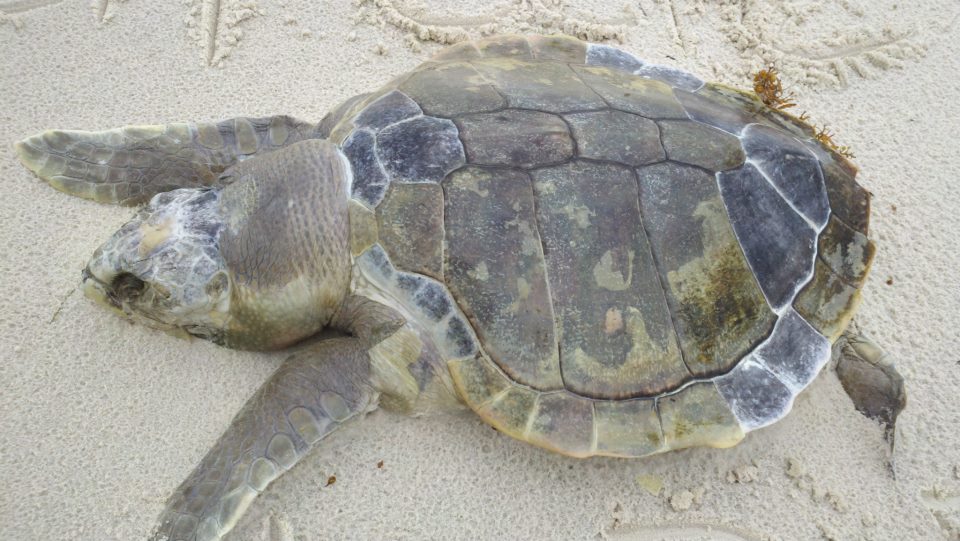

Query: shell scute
left=658, top=119, right=746, bottom=172
left=594, top=398, right=663, bottom=457
left=717, top=163, right=817, bottom=310
left=563, top=110, right=665, bottom=166
left=399, top=62, right=505, bottom=117
left=376, top=116, right=465, bottom=185
left=658, top=382, right=744, bottom=451
left=353, top=90, right=422, bottom=131
left=526, top=392, right=595, bottom=457
left=636, top=162, right=775, bottom=375
left=571, top=65, right=688, bottom=119
left=456, top=109, right=574, bottom=168
left=531, top=161, right=687, bottom=397
left=471, top=58, right=607, bottom=113
left=528, top=34, right=587, bottom=63
left=443, top=166, right=562, bottom=390
left=375, top=182, right=444, bottom=280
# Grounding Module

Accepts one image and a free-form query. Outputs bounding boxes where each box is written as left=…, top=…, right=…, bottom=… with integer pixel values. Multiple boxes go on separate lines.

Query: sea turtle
left=15, top=34, right=904, bottom=541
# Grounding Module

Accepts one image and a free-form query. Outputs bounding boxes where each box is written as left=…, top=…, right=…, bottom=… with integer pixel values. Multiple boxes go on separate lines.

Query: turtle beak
left=81, top=266, right=126, bottom=316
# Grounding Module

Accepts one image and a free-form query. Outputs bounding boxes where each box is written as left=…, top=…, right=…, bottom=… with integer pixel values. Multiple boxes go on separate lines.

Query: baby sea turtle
left=15, top=35, right=904, bottom=541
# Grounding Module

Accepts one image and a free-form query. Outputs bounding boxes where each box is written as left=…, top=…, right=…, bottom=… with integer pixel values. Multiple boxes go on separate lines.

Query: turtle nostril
left=111, top=272, right=146, bottom=300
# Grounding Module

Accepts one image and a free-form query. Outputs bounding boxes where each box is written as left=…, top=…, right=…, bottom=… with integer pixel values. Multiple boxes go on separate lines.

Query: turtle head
left=82, top=188, right=234, bottom=346
left=81, top=139, right=353, bottom=350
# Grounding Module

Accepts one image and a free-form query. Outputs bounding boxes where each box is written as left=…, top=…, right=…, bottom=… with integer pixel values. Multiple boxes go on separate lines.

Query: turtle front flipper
left=835, top=329, right=906, bottom=445
left=150, top=336, right=379, bottom=541
left=15, top=115, right=314, bottom=205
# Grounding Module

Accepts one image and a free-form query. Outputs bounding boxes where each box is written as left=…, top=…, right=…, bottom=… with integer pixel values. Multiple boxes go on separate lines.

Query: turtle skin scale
left=316, top=35, right=874, bottom=457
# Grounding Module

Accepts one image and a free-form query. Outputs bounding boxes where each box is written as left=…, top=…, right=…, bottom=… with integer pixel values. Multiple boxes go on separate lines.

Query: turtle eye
left=111, top=272, right=147, bottom=300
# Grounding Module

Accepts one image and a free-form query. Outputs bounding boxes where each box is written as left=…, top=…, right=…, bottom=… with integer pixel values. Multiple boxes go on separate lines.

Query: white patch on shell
left=585, top=42, right=704, bottom=92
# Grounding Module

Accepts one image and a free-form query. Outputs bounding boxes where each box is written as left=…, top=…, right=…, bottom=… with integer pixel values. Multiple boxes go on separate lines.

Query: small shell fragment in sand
left=635, top=474, right=663, bottom=496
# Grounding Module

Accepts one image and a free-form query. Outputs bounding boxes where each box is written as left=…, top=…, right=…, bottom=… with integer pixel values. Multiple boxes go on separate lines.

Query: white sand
left=1, top=1, right=959, bottom=539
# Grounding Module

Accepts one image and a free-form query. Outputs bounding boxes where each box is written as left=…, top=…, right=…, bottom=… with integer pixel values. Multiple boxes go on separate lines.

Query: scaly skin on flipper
left=150, top=336, right=379, bottom=541
left=15, top=116, right=314, bottom=205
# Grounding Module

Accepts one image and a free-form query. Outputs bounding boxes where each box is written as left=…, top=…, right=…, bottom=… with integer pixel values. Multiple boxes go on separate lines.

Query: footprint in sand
left=0, top=0, right=263, bottom=66
left=921, top=488, right=960, bottom=540
left=356, top=0, right=635, bottom=43
left=718, top=0, right=954, bottom=86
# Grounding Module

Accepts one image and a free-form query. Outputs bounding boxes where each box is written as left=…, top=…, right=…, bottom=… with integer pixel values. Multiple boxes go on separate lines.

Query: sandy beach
left=1, top=1, right=959, bottom=539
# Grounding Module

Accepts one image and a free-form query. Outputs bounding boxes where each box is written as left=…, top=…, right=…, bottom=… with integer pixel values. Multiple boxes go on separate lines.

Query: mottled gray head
left=81, top=139, right=353, bottom=351
left=82, top=188, right=232, bottom=344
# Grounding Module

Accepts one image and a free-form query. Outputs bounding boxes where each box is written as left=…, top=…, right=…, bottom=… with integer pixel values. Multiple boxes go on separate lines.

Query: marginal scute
left=447, top=316, right=478, bottom=357
left=413, top=281, right=453, bottom=321
left=444, top=166, right=562, bottom=390
left=532, top=161, right=687, bottom=397
left=456, top=109, right=574, bottom=168
left=342, top=129, right=388, bottom=205
left=742, top=123, right=830, bottom=227
left=637, top=162, right=775, bottom=375
left=718, top=163, right=817, bottom=310
left=658, top=382, right=744, bottom=450
left=353, top=90, right=422, bottom=131
left=821, top=158, right=871, bottom=233
left=527, top=34, right=587, bottom=63
left=526, top=392, right=595, bottom=457
left=594, top=398, right=664, bottom=457
left=477, top=384, right=539, bottom=441
left=376, top=182, right=445, bottom=280
left=753, top=309, right=831, bottom=391
left=472, top=58, right=608, bottom=113
left=476, top=34, right=533, bottom=59
left=793, top=259, right=862, bottom=341
left=636, top=64, right=703, bottom=92
left=571, top=65, right=688, bottom=119
left=817, top=215, right=876, bottom=285
left=674, top=86, right=759, bottom=135
left=376, top=116, right=465, bottom=184
left=399, top=62, right=506, bottom=117
left=585, top=43, right=644, bottom=72
left=321, top=92, right=373, bottom=143
left=564, top=110, right=665, bottom=166
left=658, top=120, right=746, bottom=171
left=429, top=41, right=482, bottom=63
left=715, top=357, right=794, bottom=430
left=448, top=353, right=512, bottom=409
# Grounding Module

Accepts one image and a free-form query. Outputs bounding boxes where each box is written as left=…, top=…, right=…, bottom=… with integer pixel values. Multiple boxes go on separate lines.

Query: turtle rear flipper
left=836, top=330, right=906, bottom=445
left=15, top=115, right=314, bottom=205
